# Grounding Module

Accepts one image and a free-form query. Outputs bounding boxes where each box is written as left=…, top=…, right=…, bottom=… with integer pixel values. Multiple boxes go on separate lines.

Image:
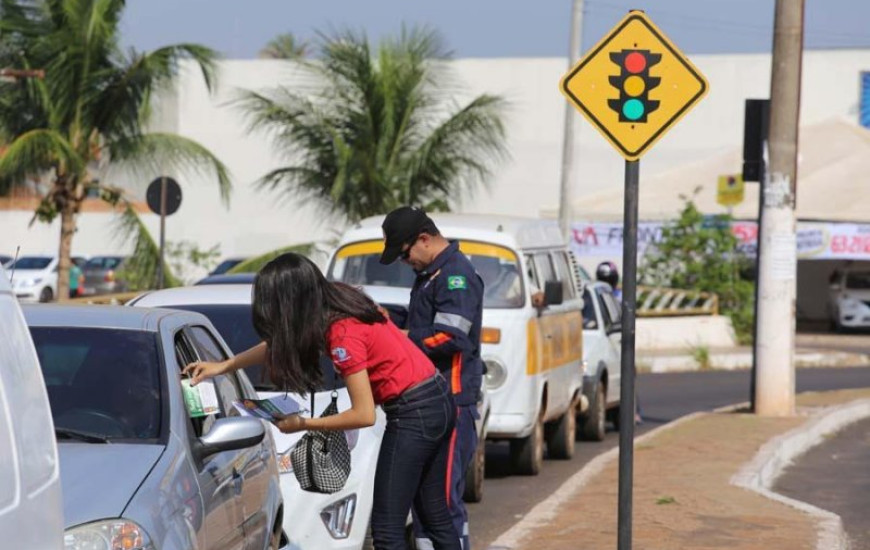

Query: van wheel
left=545, top=406, right=576, bottom=459
left=580, top=384, right=606, bottom=441
left=510, top=415, right=544, bottom=475
left=463, top=438, right=486, bottom=502
left=39, top=287, right=53, bottom=303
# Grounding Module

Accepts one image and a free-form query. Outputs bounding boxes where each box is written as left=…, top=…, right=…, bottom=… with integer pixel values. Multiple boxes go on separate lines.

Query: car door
left=174, top=329, right=246, bottom=550
left=186, top=325, right=272, bottom=550
left=595, top=286, right=623, bottom=404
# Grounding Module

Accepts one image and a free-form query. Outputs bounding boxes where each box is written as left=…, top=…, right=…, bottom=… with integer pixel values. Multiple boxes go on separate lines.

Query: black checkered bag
left=290, top=390, right=351, bottom=494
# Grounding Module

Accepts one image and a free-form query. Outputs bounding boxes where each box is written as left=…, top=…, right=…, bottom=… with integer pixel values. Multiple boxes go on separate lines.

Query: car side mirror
left=544, top=280, right=564, bottom=307
left=193, top=416, right=265, bottom=462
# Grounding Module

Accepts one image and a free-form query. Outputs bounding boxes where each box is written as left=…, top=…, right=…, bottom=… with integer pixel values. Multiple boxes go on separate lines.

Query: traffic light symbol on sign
left=608, top=49, right=661, bottom=123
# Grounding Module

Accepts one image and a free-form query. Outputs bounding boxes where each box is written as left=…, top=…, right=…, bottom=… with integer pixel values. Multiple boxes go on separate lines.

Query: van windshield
left=845, top=271, right=870, bottom=289
left=328, top=240, right=525, bottom=308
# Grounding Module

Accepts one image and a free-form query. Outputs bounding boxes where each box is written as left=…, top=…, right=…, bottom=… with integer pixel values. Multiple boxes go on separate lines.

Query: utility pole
left=754, top=0, right=804, bottom=416
left=558, top=0, right=585, bottom=240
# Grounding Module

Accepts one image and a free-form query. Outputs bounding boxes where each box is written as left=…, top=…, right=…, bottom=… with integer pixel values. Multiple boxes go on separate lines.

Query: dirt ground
left=516, top=389, right=870, bottom=550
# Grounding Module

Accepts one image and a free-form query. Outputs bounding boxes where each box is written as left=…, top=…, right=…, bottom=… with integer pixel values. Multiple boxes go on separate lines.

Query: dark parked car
left=81, top=255, right=128, bottom=296
left=209, top=257, right=248, bottom=276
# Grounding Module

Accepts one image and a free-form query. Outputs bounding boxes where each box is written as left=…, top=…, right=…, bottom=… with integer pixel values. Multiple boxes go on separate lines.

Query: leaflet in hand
left=234, top=395, right=307, bottom=422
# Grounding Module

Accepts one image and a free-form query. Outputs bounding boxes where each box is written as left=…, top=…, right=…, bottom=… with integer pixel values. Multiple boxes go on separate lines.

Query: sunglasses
left=400, top=234, right=421, bottom=260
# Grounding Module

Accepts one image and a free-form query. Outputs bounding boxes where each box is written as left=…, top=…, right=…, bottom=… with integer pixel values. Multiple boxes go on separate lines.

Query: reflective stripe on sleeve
left=434, top=312, right=472, bottom=335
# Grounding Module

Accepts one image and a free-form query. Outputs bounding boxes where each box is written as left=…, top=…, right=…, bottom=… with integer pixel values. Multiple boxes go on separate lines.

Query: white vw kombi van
left=327, top=214, right=586, bottom=476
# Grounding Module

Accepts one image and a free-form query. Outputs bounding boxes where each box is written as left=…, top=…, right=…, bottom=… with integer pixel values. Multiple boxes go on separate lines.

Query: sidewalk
left=487, top=388, right=870, bottom=550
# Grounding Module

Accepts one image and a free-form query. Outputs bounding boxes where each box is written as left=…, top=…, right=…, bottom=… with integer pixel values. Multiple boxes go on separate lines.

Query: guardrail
left=636, top=285, right=719, bottom=317
left=69, top=291, right=142, bottom=305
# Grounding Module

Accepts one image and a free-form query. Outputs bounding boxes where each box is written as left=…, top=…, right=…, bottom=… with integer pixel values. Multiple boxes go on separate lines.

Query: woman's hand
left=182, top=360, right=229, bottom=385
left=274, top=414, right=306, bottom=434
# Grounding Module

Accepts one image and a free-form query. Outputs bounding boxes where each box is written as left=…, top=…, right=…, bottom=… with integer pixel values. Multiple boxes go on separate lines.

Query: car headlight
left=320, top=494, right=357, bottom=539
left=21, top=277, right=42, bottom=288
left=484, top=357, right=507, bottom=390
left=841, top=296, right=861, bottom=311
left=64, top=519, right=154, bottom=550
left=277, top=447, right=294, bottom=474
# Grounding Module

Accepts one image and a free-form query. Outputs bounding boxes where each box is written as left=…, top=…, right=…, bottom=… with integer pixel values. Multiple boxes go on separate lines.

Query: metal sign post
left=559, top=10, right=709, bottom=549
left=146, top=176, right=183, bottom=289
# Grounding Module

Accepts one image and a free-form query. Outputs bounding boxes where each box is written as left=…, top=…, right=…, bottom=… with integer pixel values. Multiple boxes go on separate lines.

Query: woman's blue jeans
left=371, top=374, right=461, bottom=550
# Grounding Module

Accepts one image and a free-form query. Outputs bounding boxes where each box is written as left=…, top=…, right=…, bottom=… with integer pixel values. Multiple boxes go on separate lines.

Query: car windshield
left=84, top=257, right=122, bottom=270
left=328, top=240, right=525, bottom=308
left=582, top=289, right=598, bottom=329
left=845, top=272, right=870, bottom=289
left=9, top=257, right=52, bottom=270
left=29, top=327, right=162, bottom=441
left=168, top=303, right=343, bottom=391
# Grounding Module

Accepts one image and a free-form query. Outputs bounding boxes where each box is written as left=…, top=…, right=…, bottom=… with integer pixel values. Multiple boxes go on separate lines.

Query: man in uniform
left=380, top=206, right=483, bottom=550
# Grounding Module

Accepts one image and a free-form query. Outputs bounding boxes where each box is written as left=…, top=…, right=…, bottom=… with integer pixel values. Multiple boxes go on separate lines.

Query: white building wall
left=2, top=49, right=870, bottom=260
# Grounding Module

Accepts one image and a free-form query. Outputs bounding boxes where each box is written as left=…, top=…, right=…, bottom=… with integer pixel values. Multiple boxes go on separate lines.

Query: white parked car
left=129, top=284, right=385, bottom=549
left=0, top=265, right=64, bottom=549
left=7, top=255, right=87, bottom=302
left=579, top=281, right=623, bottom=441
left=828, top=268, right=870, bottom=331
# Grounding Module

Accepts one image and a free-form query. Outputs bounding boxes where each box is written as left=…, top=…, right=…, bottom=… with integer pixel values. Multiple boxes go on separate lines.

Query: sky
left=120, top=0, right=870, bottom=59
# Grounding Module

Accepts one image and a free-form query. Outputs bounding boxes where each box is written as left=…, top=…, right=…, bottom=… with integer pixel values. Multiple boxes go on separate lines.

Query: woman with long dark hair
left=184, top=253, right=460, bottom=550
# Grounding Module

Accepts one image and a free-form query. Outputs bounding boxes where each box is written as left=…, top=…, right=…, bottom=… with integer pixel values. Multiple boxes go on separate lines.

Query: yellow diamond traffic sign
left=560, top=11, right=709, bottom=161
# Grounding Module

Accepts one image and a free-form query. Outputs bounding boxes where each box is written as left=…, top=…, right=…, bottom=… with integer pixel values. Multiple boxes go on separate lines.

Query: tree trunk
left=56, top=200, right=78, bottom=302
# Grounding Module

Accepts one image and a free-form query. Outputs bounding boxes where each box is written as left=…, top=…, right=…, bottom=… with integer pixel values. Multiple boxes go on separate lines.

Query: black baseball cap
left=380, top=206, right=436, bottom=264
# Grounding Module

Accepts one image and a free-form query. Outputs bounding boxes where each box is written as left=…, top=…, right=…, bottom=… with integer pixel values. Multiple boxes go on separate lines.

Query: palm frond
left=106, top=132, right=232, bottom=204
left=227, top=243, right=315, bottom=274
left=0, top=128, right=83, bottom=181
left=113, top=201, right=180, bottom=290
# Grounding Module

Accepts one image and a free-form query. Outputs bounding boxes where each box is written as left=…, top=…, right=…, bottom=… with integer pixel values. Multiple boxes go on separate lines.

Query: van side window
left=533, top=253, right=556, bottom=289
left=551, top=252, right=577, bottom=300
left=524, top=254, right=539, bottom=291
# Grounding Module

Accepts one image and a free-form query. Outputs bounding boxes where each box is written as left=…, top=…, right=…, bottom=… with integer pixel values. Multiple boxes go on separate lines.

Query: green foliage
left=166, top=240, right=221, bottom=284
left=689, top=343, right=712, bottom=370
left=113, top=204, right=180, bottom=291
left=227, top=243, right=315, bottom=274
left=237, top=25, right=509, bottom=222
left=0, top=0, right=229, bottom=298
left=259, top=32, right=309, bottom=59
left=640, top=190, right=755, bottom=344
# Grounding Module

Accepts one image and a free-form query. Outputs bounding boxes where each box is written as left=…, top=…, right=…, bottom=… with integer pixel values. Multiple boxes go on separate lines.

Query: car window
left=8, top=257, right=52, bottom=270
left=168, top=304, right=347, bottom=391
left=175, top=331, right=218, bottom=438
left=551, top=251, right=577, bottom=300
left=845, top=271, right=870, bottom=289
left=596, top=287, right=622, bottom=330
left=187, top=326, right=242, bottom=419
left=582, top=288, right=598, bottom=329
left=84, top=257, right=123, bottom=269
left=30, top=327, right=162, bottom=441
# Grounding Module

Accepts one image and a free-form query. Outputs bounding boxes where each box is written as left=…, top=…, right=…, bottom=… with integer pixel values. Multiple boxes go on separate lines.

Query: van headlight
left=484, top=358, right=507, bottom=390
left=64, top=519, right=154, bottom=550
left=321, top=494, right=357, bottom=539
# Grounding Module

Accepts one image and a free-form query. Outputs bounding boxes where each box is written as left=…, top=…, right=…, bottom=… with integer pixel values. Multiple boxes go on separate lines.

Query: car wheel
left=510, top=414, right=544, bottom=475
left=39, top=286, right=54, bottom=303
left=463, top=436, right=486, bottom=502
left=545, top=405, right=576, bottom=459
left=580, top=383, right=606, bottom=441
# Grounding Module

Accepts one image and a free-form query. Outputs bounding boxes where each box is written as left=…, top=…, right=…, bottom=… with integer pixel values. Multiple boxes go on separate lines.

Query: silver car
left=23, top=304, right=287, bottom=550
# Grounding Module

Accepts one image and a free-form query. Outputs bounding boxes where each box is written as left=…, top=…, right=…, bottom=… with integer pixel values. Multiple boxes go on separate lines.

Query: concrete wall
left=3, top=49, right=870, bottom=262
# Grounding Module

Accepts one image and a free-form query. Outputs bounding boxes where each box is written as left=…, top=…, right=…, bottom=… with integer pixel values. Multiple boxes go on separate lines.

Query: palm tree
left=0, top=0, right=229, bottom=300
left=259, top=32, right=309, bottom=60
left=238, top=26, right=508, bottom=223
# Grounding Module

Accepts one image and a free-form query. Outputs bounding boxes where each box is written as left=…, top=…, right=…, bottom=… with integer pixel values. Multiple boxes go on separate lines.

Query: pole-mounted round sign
left=146, top=177, right=182, bottom=216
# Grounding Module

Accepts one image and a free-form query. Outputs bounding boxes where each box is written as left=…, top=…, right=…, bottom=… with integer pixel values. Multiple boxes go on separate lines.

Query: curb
left=731, top=398, right=870, bottom=550
left=637, top=349, right=870, bottom=373
left=485, top=402, right=745, bottom=550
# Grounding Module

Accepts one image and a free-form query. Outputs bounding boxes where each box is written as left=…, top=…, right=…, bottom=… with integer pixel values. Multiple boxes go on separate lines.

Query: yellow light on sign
left=560, top=11, right=709, bottom=160
left=717, top=174, right=745, bottom=207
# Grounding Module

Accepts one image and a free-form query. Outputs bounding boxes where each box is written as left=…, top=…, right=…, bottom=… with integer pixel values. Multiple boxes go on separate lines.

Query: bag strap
left=310, top=389, right=315, bottom=419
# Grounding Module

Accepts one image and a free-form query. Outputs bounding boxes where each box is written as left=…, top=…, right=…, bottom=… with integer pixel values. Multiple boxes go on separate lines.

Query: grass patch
left=656, top=496, right=677, bottom=505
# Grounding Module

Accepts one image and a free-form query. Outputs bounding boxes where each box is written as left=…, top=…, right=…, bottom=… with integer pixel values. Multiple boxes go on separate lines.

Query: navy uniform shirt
left=406, top=241, right=483, bottom=406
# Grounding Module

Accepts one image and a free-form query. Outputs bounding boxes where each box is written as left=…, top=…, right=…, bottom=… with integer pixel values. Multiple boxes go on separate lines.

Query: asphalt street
left=469, top=366, right=870, bottom=549
left=775, top=417, right=870, bottom=549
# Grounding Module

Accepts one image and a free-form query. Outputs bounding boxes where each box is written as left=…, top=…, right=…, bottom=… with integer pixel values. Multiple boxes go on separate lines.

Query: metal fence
left=635, top=285, right=719, bottom=317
